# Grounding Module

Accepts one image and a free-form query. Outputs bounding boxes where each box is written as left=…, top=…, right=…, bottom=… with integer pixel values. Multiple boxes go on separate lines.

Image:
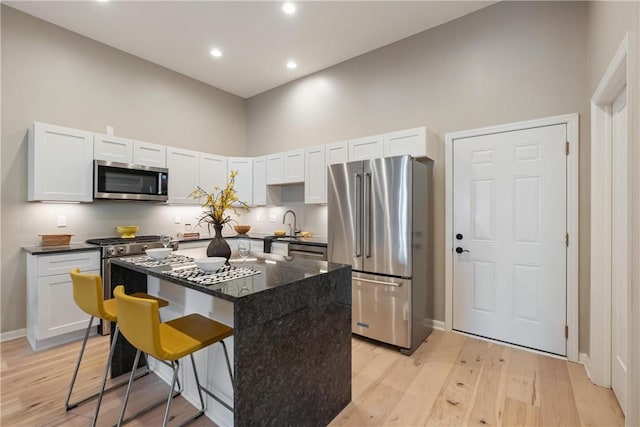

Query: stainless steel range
left=86, top=235, right=169, bottom=334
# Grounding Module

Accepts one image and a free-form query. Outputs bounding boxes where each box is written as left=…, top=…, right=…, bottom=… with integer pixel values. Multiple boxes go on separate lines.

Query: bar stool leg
left=117, top=349, right=141, bottom=427
left=189, top=353, right=206, bottom=412
left=162, top=361, right=180, bottom=427
left=65, top=316, right=94, bottom=410
left=91, top=324, right=119, bottom=427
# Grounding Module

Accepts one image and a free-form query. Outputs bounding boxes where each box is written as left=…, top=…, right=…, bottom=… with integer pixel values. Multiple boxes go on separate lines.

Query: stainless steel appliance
left=328, top=155, right=433, bottom=354
left=288, top=242, right=328, bottom=261
left=94, top=160, right=168, bottom=202
left=86, top=235, right=167, bottom=334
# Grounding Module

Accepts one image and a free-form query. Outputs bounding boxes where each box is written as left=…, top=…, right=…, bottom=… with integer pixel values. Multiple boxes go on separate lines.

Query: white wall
left=0, top=6, right=247, bottom=333
left=246, top=1, right=590, bottom=342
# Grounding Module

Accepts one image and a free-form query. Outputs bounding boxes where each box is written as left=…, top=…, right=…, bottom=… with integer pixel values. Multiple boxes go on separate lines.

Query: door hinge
left=565, top=325, right=569, bottom=339
left=565, top=233, right=569, bottom=246
left=565, top=142, right=569, bottom=155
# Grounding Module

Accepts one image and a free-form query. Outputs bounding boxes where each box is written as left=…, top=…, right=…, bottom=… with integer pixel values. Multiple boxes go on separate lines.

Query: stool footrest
left=200, top=385, right=234, bottom=412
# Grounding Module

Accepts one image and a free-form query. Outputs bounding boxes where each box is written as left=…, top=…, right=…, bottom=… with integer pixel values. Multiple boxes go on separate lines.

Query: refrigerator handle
left=364, top=172, right=372, bottom=258
left=354, top=173, right=362, bottom=258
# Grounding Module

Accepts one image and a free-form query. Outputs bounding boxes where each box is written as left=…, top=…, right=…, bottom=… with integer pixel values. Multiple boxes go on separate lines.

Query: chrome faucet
left=282, top=210, right=298, bottom=237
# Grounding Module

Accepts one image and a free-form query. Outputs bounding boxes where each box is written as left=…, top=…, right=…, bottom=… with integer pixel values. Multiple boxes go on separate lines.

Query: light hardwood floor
left=0, top=330, right=624, bottom=426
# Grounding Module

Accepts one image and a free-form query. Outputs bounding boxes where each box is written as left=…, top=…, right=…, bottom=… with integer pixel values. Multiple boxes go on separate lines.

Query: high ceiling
left=5, top=1, right=496, bottom=98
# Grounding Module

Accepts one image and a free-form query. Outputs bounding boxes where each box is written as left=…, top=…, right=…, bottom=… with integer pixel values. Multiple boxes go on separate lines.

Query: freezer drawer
left=352, top=273, right=411, bottom=348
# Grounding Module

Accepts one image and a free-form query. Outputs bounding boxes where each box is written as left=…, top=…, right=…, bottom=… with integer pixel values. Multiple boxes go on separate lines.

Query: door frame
left=444, top=113, right=579, bottom=362
left=589, top=33, right=637, bottom=417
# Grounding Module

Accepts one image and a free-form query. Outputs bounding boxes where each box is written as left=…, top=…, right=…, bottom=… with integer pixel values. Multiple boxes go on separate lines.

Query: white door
left=611, top=86, right=628, bottom=414
left=453, top=124, right=567, bottom=355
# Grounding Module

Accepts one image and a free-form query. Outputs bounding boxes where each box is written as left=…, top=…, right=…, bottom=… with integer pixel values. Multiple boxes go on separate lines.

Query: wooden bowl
left=234, top=225, right=251, bottom=235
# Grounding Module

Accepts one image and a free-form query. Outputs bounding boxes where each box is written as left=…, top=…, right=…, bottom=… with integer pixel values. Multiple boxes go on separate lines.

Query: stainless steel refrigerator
left=328, top=155, right=433, bottom=354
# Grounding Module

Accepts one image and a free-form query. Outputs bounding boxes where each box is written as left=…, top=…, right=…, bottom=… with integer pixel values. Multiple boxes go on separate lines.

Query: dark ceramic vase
left=207, top=224, right=231, bottom=263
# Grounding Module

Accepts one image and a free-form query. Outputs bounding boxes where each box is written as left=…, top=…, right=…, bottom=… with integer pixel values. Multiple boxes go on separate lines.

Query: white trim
left=427, top=319, right=445, bottom=331
left=444, top=112, right=580, bottom=362
left=0, top=328, right=26, bottom=343
left=579, top=352, right=592, bottom=380
left=589, top=33, right=630, bottom=389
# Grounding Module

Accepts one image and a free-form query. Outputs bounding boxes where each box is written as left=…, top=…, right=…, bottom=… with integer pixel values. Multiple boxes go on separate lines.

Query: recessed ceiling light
left=286, top=60, right=297, bottom=69
left=210, top=48, right=222, bottom=58
left=282, top=2, right=296, bottom=15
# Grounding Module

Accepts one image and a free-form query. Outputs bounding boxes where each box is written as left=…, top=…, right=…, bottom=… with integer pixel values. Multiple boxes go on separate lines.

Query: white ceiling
left=5, top=1, right=495, bottom=98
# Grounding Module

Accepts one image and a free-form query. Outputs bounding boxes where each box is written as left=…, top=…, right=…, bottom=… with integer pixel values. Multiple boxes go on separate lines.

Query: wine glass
left=160, top=235, right=172, bottom=248
left=237, top=239, right=251, bottom=265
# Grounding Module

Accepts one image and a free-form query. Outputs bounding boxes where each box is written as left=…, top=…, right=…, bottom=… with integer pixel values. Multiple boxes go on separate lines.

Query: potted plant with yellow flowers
left=190, top=170, right=250, bottom=262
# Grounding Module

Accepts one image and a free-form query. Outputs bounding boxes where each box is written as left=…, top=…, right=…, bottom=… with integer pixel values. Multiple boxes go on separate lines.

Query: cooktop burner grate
left=86, top=235, right=162, bottom=245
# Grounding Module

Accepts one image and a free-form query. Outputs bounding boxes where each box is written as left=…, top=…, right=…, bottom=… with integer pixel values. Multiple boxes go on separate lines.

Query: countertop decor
left=190, top=170, right=250, bottom=260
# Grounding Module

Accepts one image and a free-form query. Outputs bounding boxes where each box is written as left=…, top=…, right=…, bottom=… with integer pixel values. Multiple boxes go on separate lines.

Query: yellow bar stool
left=66, top=268, right=169, bottom=426
left=113, top=285, right=235, bottom=427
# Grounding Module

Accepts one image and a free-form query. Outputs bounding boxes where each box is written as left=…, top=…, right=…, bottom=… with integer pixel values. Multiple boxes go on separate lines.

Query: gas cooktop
left=86, top=235, right=162, bottom=246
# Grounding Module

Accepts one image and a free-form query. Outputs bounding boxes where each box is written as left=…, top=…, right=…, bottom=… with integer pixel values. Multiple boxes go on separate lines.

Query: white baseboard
left=0, top=328, right=26, bottom=343
left=579, top=352, right=592, bottom=380
left=427, top=319, right=445, bottom=330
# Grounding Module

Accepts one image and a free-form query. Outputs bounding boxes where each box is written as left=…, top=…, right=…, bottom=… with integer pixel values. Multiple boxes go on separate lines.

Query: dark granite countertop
left=111, top=254, right=347, bottom=303
left=179, top=233, right=328, bottom=247
left=22, top=243, right=101, bottom=255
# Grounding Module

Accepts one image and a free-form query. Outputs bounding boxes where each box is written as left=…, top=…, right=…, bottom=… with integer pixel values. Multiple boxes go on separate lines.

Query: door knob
left=455, top=247, right=470, bottom=254
left=456, top=233, right=463, bottom=240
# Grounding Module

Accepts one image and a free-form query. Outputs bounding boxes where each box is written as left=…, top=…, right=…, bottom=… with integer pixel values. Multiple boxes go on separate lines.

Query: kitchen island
left=109, top=253, right=351, bottom=427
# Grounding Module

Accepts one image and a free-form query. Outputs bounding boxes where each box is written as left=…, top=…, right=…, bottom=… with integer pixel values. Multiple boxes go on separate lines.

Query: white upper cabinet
left=383, top=126, right=432, bottom=158
left=326, top=141, right=349, bottom=165
left=167, top=147, right=199, bottom=204
left=284, top=149, right=305, bottom=183
left=348, top=134, right=384, bottom=161
left=266, top=153, right=285, bottom=185
left=199, top=153, right=227, bottom=193
left=227, top=157, right=253, bottom=206
left=253, top=157, right=267, bottom=206
left=267, top=150, right=305, bottom=185
left=94, top=134, right=133, bottom=163
left=305, top=145, right=326, bottom=204
left=29, top=122, right=94, bottom=202
left=133, top=140, right=166, bottom=167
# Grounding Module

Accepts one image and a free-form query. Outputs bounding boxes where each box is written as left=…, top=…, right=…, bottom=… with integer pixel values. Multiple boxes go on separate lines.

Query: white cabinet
left=133, top=140, right=166, bottom=167
left=27, top=250, right=100, bottom=351
left=348, top=134, right=384, bottom=161
left=253, top=157, right=267, bottom=206
left=326, top=141, right=349, bottom=165
left=167, top=147, right=199, bottom=204
left=28, top=122, right=94, bottom=202
left=227, top=157, right=253, bottom=206
left=266, top=150, right=305, bottom=185
left=383, top=126, right=432, bottom=158
left=94, top=134, right=133, bottom=163
left=96, top=135, right=167, bottom=167
left=266, top=153, right=285, bottom=185
left=199, top=154, right=227, bottom=193
left=284, top=150, right=305, bottom=183
left=304, top=145, right=326, bottom=204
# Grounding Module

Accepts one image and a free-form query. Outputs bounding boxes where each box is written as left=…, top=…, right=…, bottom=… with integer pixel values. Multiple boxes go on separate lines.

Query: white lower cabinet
left=26, top=250, right=100, bottom=351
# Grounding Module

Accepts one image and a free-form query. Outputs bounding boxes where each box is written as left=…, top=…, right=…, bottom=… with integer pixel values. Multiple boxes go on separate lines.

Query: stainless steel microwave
left=94, top=160, right=168, bottom=202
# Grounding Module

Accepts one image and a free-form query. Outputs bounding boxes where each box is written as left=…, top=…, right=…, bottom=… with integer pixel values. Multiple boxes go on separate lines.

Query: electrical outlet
left=256, top=214, right=262, bottom=222
left=57, top=216, right=66, bottom=227
left=174, top=215, right=181, bottom=224
left=269, top=213, right=277, bottom=223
